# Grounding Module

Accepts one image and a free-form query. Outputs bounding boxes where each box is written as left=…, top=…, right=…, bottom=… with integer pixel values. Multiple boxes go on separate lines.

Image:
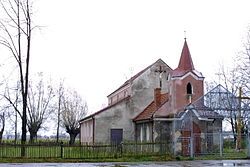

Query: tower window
left=187, top=83, right=192, bottom=95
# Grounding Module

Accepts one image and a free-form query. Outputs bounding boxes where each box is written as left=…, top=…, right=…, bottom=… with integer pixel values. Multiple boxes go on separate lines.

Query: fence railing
left=0, top=142, right=170, bottom=159
left=0, top=133, right=249, bottom=159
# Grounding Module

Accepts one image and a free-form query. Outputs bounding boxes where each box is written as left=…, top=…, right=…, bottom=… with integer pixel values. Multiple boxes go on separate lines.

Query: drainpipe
left=92, top=117, right=95, bottom=144
left=152, top=121, right=154, bottom=142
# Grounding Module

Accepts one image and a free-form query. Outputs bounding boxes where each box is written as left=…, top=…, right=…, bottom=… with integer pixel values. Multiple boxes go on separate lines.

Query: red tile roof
left=153, top=99, right=185, bottom=118
left=133, top=93, right=169, bottom=122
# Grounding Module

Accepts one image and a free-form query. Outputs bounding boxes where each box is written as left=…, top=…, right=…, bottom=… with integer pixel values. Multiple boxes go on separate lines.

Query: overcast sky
left=12, top=0, right=250, bottom=114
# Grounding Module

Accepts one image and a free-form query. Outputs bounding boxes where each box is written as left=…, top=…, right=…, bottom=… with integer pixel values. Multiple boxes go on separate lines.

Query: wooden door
left=111, top=129, right=123, bottom=145
left=182, top=130, right=191, bottom=156
left=193, top=123, right=201, bottom=154
left=182, top=122, right=201, bottom=156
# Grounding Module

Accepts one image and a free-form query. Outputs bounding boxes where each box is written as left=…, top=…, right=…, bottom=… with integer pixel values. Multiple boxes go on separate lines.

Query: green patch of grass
left=0, top=155, right=174, bottom=163
left=0, top=142, right=249, bottom=163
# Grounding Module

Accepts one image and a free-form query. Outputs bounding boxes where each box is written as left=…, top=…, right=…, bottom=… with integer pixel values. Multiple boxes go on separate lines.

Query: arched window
left=187, top=83, right=192, bottom=95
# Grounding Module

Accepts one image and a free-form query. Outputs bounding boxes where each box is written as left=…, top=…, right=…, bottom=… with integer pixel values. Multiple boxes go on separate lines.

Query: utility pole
left=236, top=87, right=242, bottom=151
left=237, top=87, right=250, bottom=151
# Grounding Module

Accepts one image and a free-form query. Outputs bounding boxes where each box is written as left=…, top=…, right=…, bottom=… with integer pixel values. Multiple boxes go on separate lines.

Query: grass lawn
left=0, top=141, right=249, bottom=163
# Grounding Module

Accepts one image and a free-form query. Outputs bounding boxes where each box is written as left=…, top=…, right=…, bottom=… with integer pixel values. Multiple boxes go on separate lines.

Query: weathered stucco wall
left=93, top=60, right=172, bottom=143
left=131, top=61, right=171, bottom=118
left=94, top=99, right=134, bottom=143
left=80, top=119, right=93, bottom=144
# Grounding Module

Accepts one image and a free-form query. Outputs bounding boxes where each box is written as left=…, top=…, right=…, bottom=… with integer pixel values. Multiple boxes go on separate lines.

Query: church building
left=79, top=39, right=223, bottom=155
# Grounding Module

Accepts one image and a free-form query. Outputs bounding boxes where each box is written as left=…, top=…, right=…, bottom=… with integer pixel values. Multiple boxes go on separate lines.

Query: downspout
left=92, top=117, right=95, bottom=144
left=151, top=115, right=154, bottom=142
left=79, top=123, right=81, bottom=144
left=151, top=120, right=154, bottom=142
left=134, top=122, right=137, bottom=143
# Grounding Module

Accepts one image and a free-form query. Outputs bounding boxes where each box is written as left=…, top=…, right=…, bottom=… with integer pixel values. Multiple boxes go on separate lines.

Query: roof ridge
left=79, top=96, right=131, bottom=122
left=107, top=59, right=171, bottom=97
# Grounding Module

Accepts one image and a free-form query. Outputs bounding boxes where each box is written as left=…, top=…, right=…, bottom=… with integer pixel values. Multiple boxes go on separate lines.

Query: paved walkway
left=0, top=160, right=250, bottom=167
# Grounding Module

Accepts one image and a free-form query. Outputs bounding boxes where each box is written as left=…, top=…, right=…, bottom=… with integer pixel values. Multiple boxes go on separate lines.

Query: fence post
left=190, top=136, right=194, bottom=158
left=247, top=131, right=250, bottom=158
left=60, top=142, right=63, bottom=158
left=173, top=134, right=176, bottom=156
left=120, top=142, right=123, bottom=158
left=219, top=132, right=223, bottom=157
left=247, top=117, right=250, bottom=158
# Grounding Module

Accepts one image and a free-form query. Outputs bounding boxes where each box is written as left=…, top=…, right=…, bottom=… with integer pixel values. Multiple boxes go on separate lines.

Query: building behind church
left=79, top=39, right=223, bottom=155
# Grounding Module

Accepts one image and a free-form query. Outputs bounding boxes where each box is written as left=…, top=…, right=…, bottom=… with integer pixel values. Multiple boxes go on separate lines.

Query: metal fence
left=175, top=132, right=250, bottom=158
left=0, top=142, right=170, bottom=159
left=0, top=134, right=249, bottom=159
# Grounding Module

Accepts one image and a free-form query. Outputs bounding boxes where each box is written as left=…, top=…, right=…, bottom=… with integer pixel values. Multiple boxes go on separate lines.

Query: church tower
left=170, top=39, right=204, bottom=112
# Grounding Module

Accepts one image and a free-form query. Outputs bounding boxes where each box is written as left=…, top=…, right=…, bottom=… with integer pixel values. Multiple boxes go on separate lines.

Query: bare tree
left=27, top=74, right=54, bottom=143
left=235, top=28, right=250, bottom=149
left=215, top=27, right=250, bottom=147
left=237, top=28, right=250, bottom=94
left=1, top=82, right=20, bottom=143
left=55, top=80, right=64, bottom=143
left=61, top=89, right=87, bottom=145
left=219, top=65, right=243, bottom=143
left=0, top=0, right=35, bottom=155
left=0, top=80, right=22, bottom=143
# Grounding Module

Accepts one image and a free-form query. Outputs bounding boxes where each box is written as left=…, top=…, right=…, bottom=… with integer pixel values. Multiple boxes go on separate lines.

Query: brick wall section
left=171, top=74, right=204, bottom=112
left=154, top=88, right=162, bottom=109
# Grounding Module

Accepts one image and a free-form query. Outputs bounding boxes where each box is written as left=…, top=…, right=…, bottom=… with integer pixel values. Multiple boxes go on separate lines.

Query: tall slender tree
left=56, top=80, right=64, bottom=143
left=0, top=0, right=35, bottom=156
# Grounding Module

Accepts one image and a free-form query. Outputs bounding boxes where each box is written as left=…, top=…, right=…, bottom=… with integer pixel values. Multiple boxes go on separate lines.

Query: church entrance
left=181, top=122, right=201, bottom=156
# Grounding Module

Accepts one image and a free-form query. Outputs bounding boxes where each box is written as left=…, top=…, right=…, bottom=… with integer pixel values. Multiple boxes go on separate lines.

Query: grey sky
left=3, top=0, right=250, bottom=114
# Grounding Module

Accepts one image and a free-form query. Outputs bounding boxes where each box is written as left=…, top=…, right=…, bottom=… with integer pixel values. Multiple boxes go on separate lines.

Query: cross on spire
left=155, top=66, right=166, bottom=88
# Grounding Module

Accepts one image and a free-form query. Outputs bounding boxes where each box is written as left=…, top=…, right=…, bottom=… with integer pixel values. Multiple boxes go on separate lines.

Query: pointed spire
left=177, top=39, right=194, bottom=71
left=172, top=38, right=203, bottom=78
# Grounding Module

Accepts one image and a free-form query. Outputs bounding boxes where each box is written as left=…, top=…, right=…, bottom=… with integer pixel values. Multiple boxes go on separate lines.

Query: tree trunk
left=15, top=110, right=18, bottom=144
left=56, top=97, right=61, bottom=143
left=29, top=130, right=37, bottom=143
left=230, top=116, right=236, bottom=144
left=21, top=0, right=31, bottom=156
left=0, top=113, right=5, bottom=144
left=0, top=127, right=4, bottom=143
left=69, top=133, right=78, bottom=145
left=21, top=96, right=27, bottom=156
